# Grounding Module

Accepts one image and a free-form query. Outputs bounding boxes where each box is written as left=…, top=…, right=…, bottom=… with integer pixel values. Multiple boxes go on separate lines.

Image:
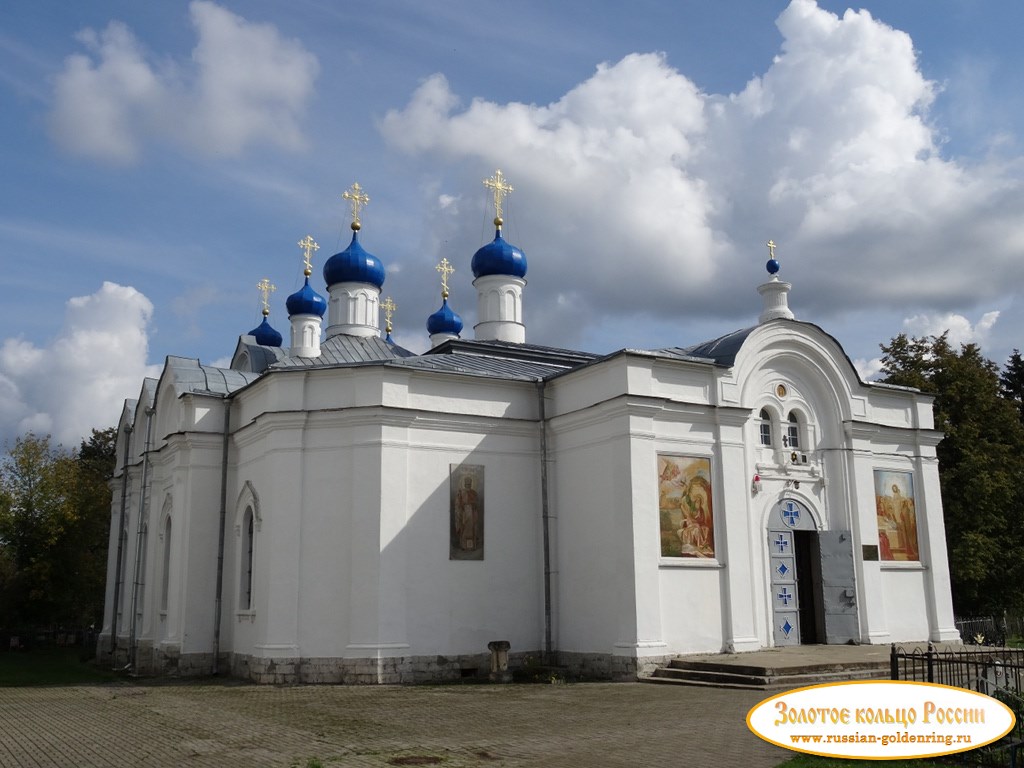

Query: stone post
left=488, top=640, right=511, bottom=683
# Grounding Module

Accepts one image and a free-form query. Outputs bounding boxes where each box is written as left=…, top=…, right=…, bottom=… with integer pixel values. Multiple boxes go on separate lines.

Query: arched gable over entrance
left=733, top=323, right=865, bottom=647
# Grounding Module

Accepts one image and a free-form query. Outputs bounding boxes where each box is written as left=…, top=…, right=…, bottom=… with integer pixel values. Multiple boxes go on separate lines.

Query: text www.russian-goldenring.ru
left=789, top=732, right=972, bottom=747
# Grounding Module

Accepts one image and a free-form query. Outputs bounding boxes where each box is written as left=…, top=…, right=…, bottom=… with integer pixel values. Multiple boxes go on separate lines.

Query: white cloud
left=48, top=2, right=318, bottom=164
left=0, top=282, right=161, bottom=447
left=903, top=310, right=1000, bottom=348
left=380, top=0, right=1024, bottom=349
left=853, top=357, right=884, bottom=382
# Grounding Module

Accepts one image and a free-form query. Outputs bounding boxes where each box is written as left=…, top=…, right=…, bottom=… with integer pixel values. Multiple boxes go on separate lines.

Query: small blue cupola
left=249, top=316, right=283, bottom=347
left=471, top=231, right=527, bottom=279
left=324, top=183, right=387, bottom=339
left=428, top=257, right=463, bottom=347
left=427, top=298, right=464, bottom=337
left=323, top=229, right=386, bottom=289
left=286, top=278, right=327, bottom=318
left=758, top=238, right=795, bottom=324
left=289, top=235, right=327, bottom=358
left=472, top=169, right=528, bottom=343
left=250, top=277, right=283, bottom=347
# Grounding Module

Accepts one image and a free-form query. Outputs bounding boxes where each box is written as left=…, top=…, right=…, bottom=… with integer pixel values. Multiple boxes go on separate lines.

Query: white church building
left=98, top=174, right=959, bottom=683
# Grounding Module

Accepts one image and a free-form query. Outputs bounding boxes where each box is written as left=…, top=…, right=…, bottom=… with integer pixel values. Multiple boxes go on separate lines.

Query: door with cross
left=768, top=498, right=814, bottom=646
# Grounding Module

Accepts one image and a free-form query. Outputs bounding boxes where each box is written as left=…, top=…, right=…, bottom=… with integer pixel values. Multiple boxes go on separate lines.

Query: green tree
left=68, top=428, right=117, bottom=626
left=999, top=349, right=1024, bottom=424
left=0, top=429, right=116, bottom=629
left=879, top=334, right=1024, bottom=616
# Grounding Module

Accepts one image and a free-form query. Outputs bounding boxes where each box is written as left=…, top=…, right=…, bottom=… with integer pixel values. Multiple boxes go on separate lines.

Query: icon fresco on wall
left=874, top=470, right=919, bottom=561
left=657, top=455, right=714, bottom=558
left=450, top=464, right=484, bottom=560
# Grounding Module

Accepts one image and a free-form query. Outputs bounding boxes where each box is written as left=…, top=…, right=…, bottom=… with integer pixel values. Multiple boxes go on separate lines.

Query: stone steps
left=643, top=657, right=890, bottom=690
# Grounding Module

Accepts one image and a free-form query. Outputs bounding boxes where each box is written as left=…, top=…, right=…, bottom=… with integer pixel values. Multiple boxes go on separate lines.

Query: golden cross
left=435, top=257, right=455, bottom=299
left=297, top=234, right=319, bottom=276
left=381, top=295, right=396, bottom=334
left=766, top=239, right=777, bottom=259
left=483, top=169, right=514, bottom=224
left=342, top=182, right=370, bottom=229
left=256, top=278, right=276, bottom=317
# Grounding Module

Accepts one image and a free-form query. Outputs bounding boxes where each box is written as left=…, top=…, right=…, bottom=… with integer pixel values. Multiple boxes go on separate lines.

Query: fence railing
left=955, top=616, right=1024, bottom=647
left=890, top=643, right=1024, bottom=692
left=891, top=644, right=1024, bottom=768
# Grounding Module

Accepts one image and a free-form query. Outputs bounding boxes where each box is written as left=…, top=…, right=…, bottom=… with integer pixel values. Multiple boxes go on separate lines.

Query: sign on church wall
left=874, top=470, right=919, bottom=561
left=450, top=463, right=484, bottom=560
left=657, top=454, right=714, bottom=558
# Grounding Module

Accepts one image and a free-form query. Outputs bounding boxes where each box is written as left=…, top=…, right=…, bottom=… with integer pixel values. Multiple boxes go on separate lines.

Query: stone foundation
left=228, top=651, right=534, bottom=685
left=96, top=639, right=656, bottom=685
left=95, top=634, right=220, bottom=678
left=556, top=651, right=675, bottom=681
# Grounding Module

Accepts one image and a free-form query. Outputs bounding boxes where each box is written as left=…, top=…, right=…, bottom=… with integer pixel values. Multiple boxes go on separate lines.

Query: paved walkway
left=0, top=680, right=791, bottom=768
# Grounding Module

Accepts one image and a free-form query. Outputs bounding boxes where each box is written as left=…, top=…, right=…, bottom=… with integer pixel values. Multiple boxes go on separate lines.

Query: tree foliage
left=0, top=428, right=116, bottom=629
left=879, top=334, right=1024, bottom=616
left=999, top=349, right=1024, bottom=425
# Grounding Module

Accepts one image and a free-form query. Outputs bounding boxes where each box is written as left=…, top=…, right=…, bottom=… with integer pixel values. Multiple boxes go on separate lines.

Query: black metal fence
left=891, top=644, right=1024, bottom=767
left=955, top=616, right=1024, bottom=648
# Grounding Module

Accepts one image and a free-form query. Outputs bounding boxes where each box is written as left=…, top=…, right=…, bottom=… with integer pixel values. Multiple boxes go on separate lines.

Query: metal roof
left=390, top=352, right=571, bottom=381
left=656, top=326, right=758, bottom=367
left=271, top=334, right=415, bottom=368
left=164, top=356, right=260, bottom=397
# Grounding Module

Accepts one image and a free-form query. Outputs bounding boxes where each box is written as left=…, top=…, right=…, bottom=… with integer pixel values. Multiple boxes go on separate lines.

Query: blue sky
left=1, top=0, right=1023, bottom=445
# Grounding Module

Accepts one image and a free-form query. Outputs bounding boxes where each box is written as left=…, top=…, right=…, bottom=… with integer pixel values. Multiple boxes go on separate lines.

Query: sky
left=1, top=0, right=1023, bottom=447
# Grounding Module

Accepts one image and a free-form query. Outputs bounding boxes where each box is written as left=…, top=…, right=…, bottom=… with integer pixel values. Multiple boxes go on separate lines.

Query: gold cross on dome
left=381, top=295, right=396, bottom=333
left=256, top=278, right=276, bottom=316
left=435, top=257, right=455, bottom=299
left=297, top=235, right=319, bottom=276
left=342, top=182, right=370, bottom=229
left=483, top=169, right=514, bottom=224
left=766, top=239, right=777, bottom=259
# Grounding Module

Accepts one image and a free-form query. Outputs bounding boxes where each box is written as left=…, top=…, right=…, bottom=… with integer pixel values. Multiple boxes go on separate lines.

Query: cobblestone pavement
left=0, top=680, right=791, bottom=768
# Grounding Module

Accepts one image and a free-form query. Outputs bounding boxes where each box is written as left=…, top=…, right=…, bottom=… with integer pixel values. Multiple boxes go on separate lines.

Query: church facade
left=98, top=178, right=958, bottom=683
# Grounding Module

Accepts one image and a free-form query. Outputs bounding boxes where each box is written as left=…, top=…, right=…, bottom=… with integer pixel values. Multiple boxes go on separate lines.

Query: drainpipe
left=127, top=407, right=155, bottom=671
left=109, top=423, right=133, bottom=667
left=536, top=381, right=553, bottom=660
left=211, top=395, right=231, bottom=675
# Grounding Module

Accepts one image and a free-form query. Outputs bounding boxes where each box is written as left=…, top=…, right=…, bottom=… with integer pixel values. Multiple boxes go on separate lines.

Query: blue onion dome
left=249, top=316, right=283, bottom=347
left=286, top=277, right=327, bottom=318
left=471, top=229, right=527, bottom=278
left=766, top=258, right=780, bottom=275
left=426, top=298, right=463, bottom=336
left=323, top=229, right=386, bottom=289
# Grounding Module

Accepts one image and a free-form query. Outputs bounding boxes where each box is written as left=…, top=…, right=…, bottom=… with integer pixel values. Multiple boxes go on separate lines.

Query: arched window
left=786, top=413, right=801, bottom=450
left=161, top=517, right=172, bottom=613
left=240, top=507, right=254, bottom=610
left=759, top=409, right=773, bottom=447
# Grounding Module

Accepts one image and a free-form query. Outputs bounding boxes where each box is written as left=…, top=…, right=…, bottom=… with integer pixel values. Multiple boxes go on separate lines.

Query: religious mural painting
left=657, top=454, right=714, bottom=558
left=874, top=470, right=919, bottom=561
left=450, top=464, right=484, bottom=560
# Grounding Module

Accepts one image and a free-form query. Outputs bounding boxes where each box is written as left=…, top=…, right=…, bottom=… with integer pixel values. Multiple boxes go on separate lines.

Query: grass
left=0, top=647, right=122, bottom=686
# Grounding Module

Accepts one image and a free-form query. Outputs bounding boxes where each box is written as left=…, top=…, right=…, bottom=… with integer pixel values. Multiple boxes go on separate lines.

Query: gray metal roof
left=656, top=326, right=758, bottom=367
left=429, top=338, right=600, bottom=366
left=164, top=356, right=260, bottom=397
left=271, top=334, right=415, bottom=368
left=232, top=336, right=287, bottom=373
left=390, top=352, right=571, bottom=381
